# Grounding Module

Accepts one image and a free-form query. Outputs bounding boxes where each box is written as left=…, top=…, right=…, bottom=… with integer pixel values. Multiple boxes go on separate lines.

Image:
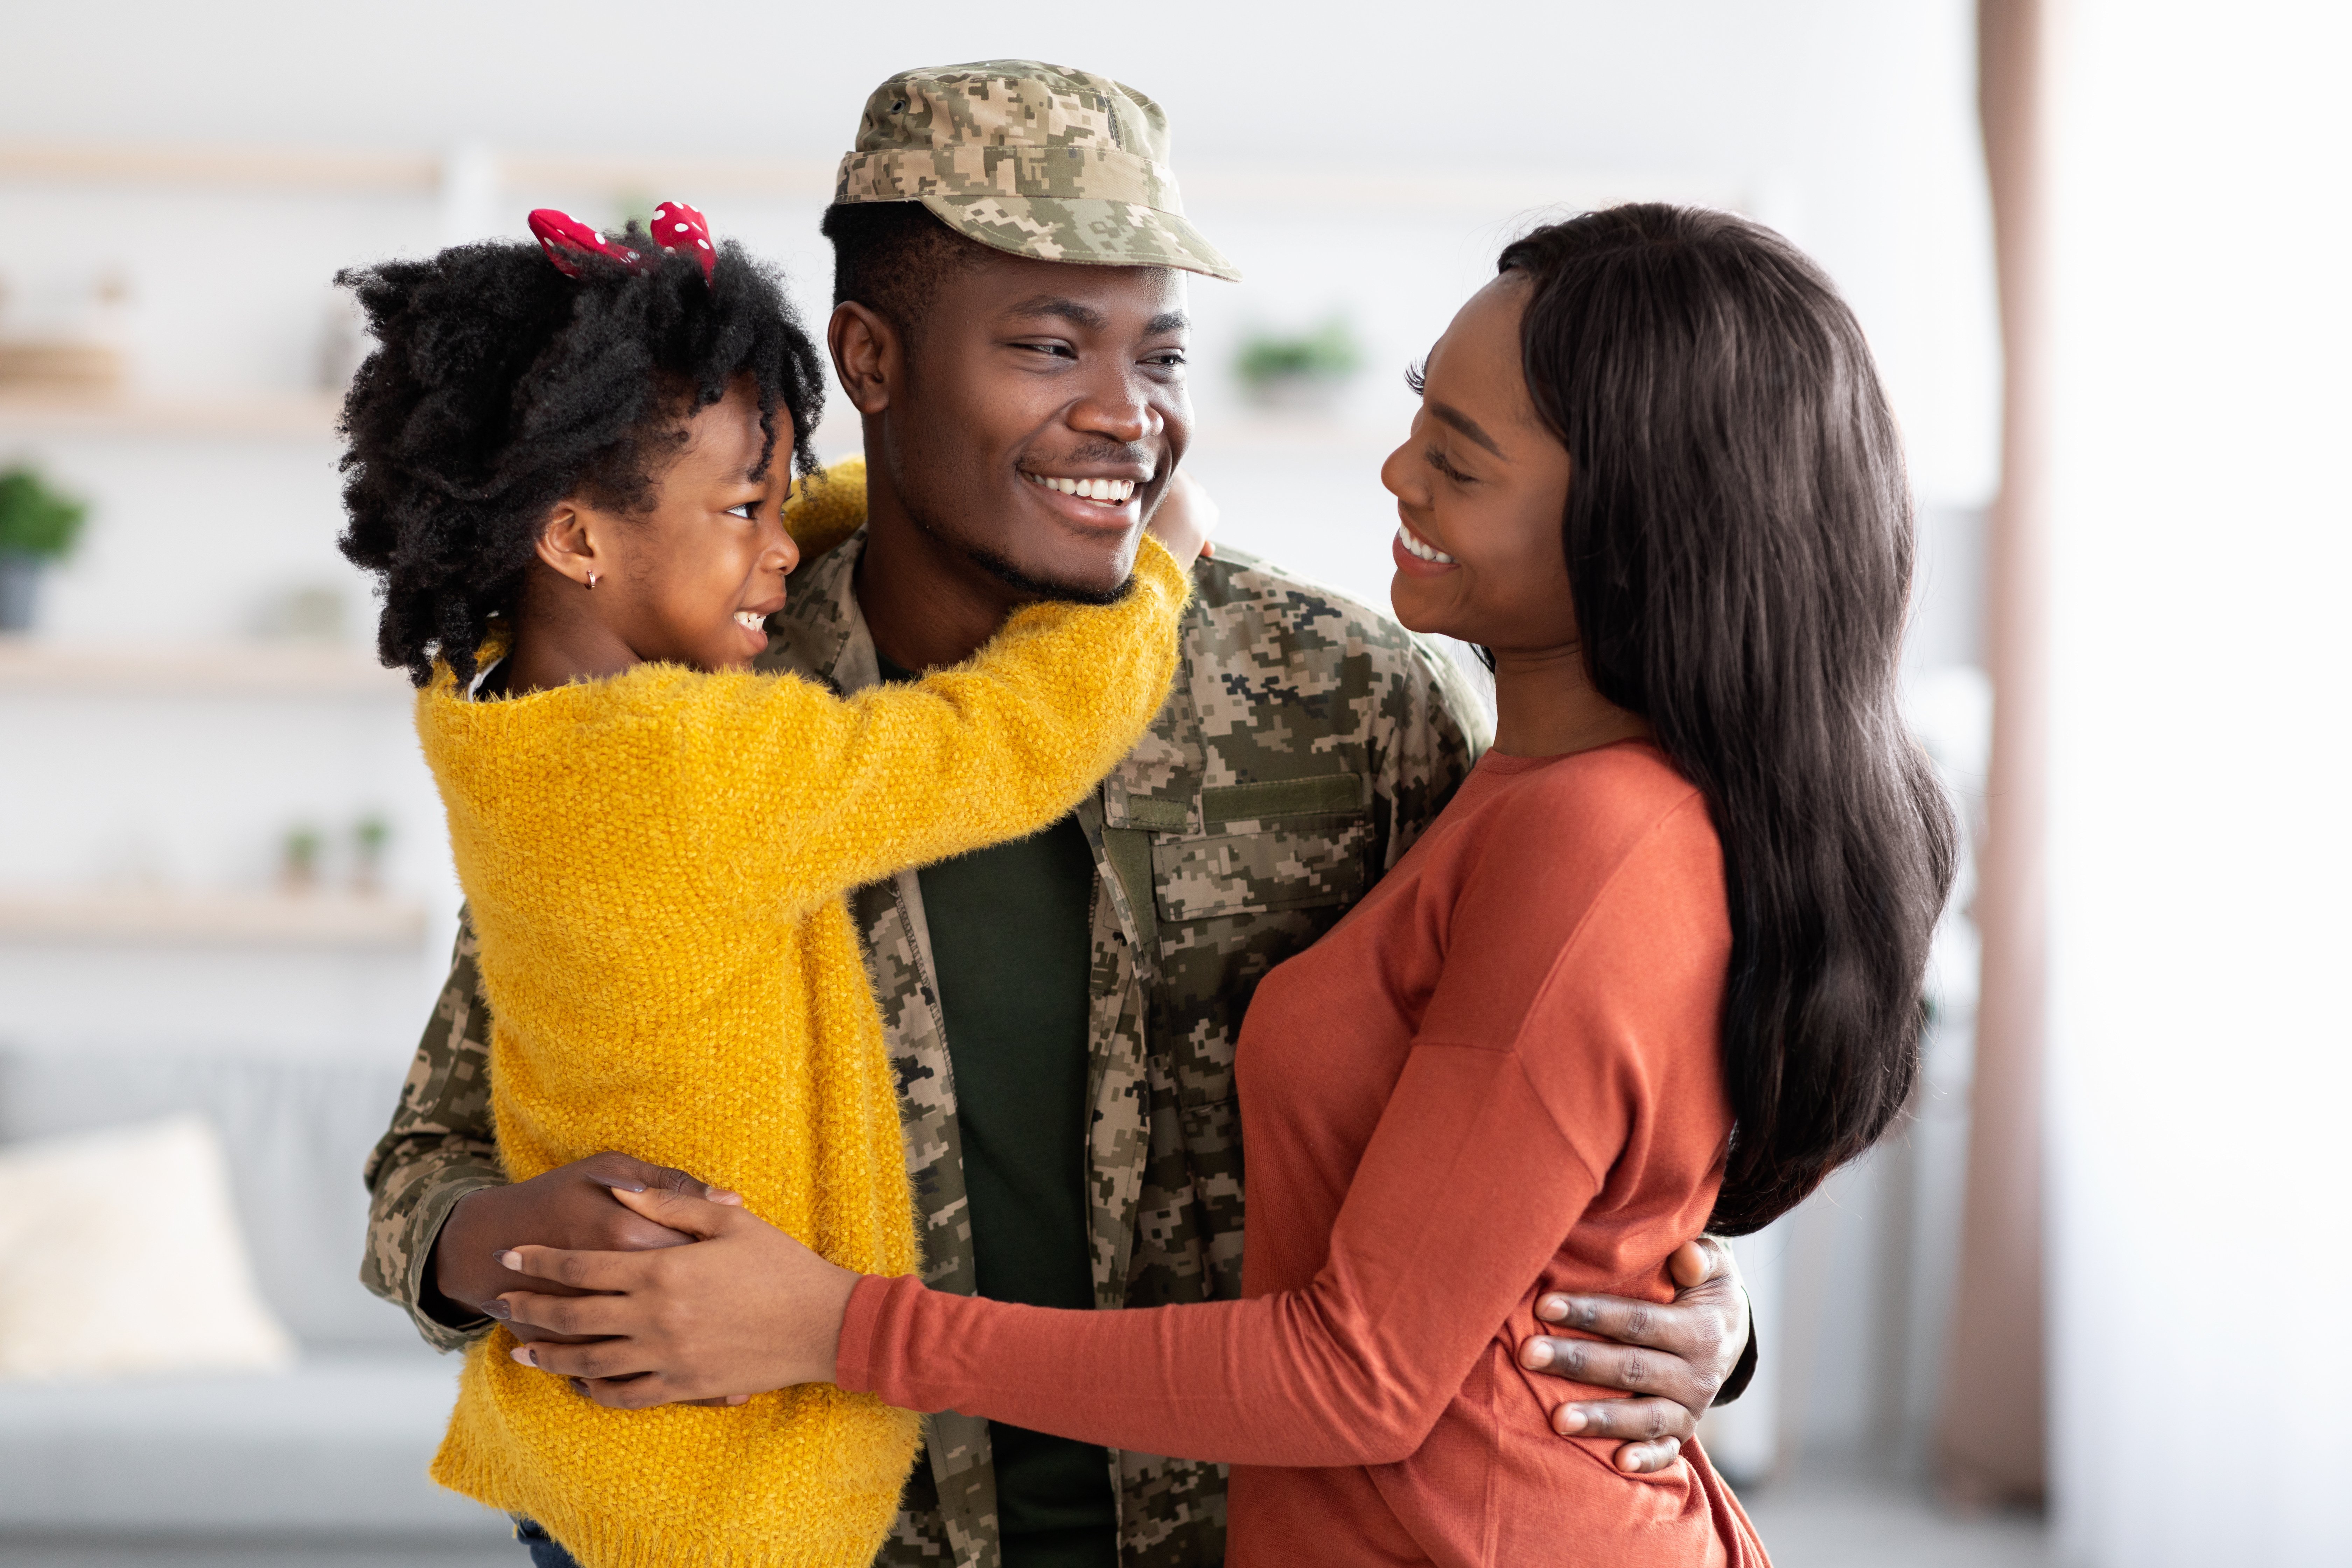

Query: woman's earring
left=586, top=572, right=598, bottom=590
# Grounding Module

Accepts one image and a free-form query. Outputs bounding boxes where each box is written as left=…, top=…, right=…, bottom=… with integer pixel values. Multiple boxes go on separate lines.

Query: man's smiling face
left=876, top=250, right=1192, bottom=603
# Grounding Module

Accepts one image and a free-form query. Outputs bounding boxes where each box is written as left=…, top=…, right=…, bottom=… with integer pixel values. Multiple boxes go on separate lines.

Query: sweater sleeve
left=639, top=534, right=1191, bottom=913
left=778, top=456, right=868, bottom=562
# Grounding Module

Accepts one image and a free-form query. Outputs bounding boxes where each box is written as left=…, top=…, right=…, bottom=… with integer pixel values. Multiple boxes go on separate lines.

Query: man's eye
left=1018, top=342, right=1076, bottom=359
left=1144, top=351, right=1188, bottom=368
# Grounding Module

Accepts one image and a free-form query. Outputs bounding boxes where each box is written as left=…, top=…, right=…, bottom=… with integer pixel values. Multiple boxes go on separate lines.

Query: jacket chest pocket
left=1148, top=775, right=1372, bottom=923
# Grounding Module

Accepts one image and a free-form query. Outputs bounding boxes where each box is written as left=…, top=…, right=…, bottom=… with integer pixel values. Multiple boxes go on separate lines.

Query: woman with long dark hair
left=488, top=204, right=1954, bottom=1566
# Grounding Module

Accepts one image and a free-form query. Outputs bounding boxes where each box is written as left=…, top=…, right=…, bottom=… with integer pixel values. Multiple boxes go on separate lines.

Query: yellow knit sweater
left=417, top=480, right=1189, bottom=1568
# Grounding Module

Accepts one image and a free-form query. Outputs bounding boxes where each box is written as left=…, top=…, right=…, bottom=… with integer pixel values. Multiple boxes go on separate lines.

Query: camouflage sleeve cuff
left=401, top=1167, right=505, bottom=1353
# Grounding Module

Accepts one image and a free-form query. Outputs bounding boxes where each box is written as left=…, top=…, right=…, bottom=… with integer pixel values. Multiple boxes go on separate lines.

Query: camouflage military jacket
left=362, top=531, right=1489, bottom=1568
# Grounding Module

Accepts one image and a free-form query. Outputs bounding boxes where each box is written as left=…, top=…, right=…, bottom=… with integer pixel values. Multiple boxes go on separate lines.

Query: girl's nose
left=765, top=512, right=800, bottom=576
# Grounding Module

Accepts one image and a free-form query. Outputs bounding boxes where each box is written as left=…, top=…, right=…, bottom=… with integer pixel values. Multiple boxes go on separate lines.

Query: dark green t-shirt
left=878, top=653, right=1117, bottom=1568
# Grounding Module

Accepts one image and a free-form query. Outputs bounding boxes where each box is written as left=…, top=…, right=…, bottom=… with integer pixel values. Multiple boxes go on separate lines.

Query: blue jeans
left=514, top=1518, right=582, bottom=1568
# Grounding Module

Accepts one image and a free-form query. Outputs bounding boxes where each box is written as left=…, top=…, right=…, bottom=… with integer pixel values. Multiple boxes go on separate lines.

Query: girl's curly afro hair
left=335, top=228, right=828, bottom=686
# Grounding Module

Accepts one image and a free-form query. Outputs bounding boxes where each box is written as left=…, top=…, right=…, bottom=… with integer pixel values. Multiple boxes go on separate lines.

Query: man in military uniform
left=364, top=61, right=1754, bottom=1568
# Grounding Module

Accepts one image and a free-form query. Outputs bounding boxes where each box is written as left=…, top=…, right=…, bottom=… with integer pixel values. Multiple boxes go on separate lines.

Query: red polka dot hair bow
left=528, top=201, right=715, bottom=282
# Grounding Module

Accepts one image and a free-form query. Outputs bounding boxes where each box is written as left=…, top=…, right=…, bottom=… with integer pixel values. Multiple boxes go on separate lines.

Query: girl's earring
left=586, top=572, right=598, bottom=590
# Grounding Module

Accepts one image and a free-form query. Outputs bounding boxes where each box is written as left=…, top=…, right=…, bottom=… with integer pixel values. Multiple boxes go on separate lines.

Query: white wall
left=0, top=0, right=2002, bottom=507
left=2043, top=4, right=2352, bottom=1564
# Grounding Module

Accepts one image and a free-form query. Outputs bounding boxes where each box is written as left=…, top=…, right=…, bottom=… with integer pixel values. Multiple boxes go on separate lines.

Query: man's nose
left=1069, top=380, right=1156, bottom=444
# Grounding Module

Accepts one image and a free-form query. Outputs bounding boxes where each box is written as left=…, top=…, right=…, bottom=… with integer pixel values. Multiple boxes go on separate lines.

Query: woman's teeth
left=734, top=611, right=767, bottom=632
left=1024, top=471, right=1136, bottom=504
left=1397, top=524, right=1457, bottom=565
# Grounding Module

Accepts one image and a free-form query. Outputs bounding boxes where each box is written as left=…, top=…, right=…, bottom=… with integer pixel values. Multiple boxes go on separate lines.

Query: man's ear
left=536, top=500, right=606, bottom=589
left=828, top=302, right=898, bottom=416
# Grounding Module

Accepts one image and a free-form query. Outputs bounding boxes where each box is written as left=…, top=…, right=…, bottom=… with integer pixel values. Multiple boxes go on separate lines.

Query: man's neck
left=852, top=481, right=1031, bottom=674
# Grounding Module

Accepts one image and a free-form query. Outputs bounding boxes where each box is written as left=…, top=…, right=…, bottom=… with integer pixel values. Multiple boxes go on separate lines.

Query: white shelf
left=0, top=638, right=412, bottom=698
left=0, top=391, right=341, bottom=439
left=0, top=889, right=427, bottom=948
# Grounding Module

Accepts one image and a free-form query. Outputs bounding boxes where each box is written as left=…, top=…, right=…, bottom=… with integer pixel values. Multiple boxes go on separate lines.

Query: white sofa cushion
left=0, top=1114, right=295, bottom=1381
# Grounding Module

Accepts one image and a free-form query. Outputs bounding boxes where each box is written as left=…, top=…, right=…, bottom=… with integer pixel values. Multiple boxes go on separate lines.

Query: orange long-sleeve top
left=838, top=742, right=1769, bottom=1568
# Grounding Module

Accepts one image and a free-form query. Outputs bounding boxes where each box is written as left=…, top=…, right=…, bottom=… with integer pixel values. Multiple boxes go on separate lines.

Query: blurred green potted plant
left=351, top=813, right=392, bottom=896
left=0, top=464, right=89, bottom=632
left=1235, top=318, right=1364, bottom=412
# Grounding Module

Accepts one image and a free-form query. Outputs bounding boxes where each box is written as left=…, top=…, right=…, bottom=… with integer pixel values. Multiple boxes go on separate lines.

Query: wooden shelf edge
left=0, top=640, right=412, bottom=698
left=0, top=392, right=341, bottom=439
left=0, top=890, right=428, bottom=949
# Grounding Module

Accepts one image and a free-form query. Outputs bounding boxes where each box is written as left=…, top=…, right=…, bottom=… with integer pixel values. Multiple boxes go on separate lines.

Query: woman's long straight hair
left=1499, top=205, right=1957, bottom=1234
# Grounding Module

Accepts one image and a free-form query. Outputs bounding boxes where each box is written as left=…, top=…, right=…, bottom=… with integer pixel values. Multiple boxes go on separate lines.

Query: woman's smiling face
left=1380, top=274, right=1578, bottom=656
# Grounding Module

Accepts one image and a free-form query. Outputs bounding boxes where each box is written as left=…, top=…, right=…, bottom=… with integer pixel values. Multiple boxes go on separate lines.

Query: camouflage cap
left=835, top=60, right=1240, bottom=282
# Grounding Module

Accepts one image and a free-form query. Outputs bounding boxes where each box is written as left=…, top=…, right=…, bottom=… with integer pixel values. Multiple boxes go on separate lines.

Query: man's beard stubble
left=903, top=494, right=1141, bottom=608
left=956, top=538, right=1139, bottom=607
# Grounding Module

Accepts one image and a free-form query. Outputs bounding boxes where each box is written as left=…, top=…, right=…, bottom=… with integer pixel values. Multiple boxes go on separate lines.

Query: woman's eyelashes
left=1426, top=447, right=1478, bottom=486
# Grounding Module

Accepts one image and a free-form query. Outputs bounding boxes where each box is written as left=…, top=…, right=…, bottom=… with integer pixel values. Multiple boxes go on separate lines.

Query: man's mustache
left=1027, top=439, right=1158, bottom=477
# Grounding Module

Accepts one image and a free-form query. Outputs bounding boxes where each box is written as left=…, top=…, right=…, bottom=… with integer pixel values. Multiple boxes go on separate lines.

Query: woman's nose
left=1379, top=439, right=1420, bottom=503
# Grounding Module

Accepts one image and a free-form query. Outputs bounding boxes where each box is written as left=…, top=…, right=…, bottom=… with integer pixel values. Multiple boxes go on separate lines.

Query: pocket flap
left=1199, top=774, right=1366, bottom=827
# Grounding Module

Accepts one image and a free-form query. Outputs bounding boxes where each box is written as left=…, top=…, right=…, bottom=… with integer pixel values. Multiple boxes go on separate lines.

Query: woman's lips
left=1392, top=522, right=1460, bottom=576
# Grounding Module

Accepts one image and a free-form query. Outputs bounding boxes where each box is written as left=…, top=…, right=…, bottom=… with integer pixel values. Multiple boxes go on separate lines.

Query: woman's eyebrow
left=1428, top=401, right=1506, bottom=457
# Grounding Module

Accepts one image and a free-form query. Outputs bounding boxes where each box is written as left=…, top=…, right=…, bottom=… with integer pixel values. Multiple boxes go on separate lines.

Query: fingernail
left=1537, top=1295, right=1567, bottom=1321
left=480, top=1298, right=511, bottom=1321
left=570, top=1378, right=590, bottom=1398
left=510, top=1345, right=536, bottom=1367
left=593, top=1178, right=648, bottom=1194
left=1522, top=1339, right=1552, bottom=1368
left=497, top=1250, right=523, bottom=1270
left=1556, top=1407, right=1587, bottom=1434
left=708, top=1188, right=742, bottom=1204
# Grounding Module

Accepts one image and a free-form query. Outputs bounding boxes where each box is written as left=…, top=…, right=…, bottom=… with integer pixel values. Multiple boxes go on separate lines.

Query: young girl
left=490, top=205, right=1958, bottom=1567
left=335, top=206, right=1197, bottom=1568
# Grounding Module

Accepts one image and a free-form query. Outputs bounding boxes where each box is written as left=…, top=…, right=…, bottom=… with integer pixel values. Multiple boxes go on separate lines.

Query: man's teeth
left=734, top=611, right=767, bottom=631
left=1397, top=525, right=1457, bottom=565
left=1024, top=472, right=1137, bottom=503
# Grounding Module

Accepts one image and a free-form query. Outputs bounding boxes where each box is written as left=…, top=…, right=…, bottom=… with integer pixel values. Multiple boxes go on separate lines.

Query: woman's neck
left=1488, top=643, right=1653, bottom=758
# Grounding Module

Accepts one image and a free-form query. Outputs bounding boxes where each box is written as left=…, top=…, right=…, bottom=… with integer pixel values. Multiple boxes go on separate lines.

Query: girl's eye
left=725, top=501, right=759, bottom=520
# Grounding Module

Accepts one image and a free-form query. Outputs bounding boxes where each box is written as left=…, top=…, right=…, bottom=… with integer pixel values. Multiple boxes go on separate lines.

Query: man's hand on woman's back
left=1517, top=1237, right=1754, bottom=1475
left=428, top=1153, right=740, bottom=1344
